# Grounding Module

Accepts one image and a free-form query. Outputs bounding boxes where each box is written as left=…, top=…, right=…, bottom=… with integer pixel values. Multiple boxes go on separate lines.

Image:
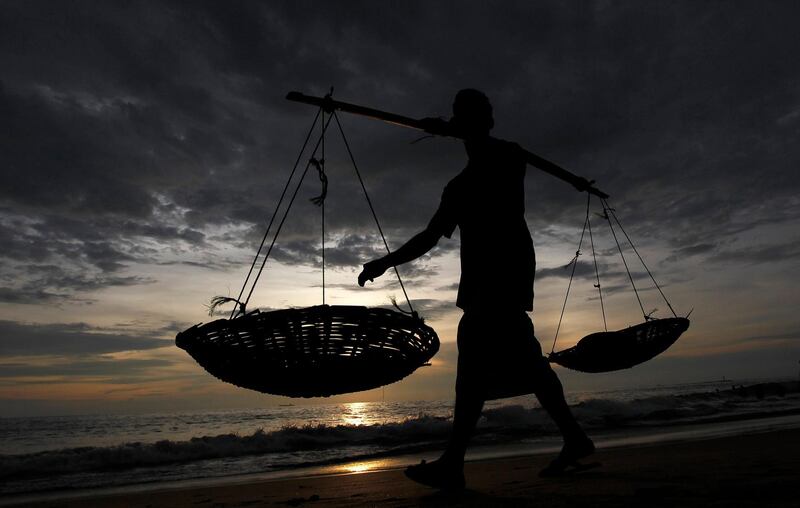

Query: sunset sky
left=2, top=1, right=799, bottom=417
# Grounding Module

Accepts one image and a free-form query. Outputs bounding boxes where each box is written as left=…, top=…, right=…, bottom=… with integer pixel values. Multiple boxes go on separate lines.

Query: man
left=358, top=89, right=594, bottom=489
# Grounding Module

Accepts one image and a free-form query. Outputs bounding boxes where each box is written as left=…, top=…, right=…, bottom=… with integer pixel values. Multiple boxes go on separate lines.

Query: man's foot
left=539, top=436, right=597, bottom=477
left=539, top=460, right=601, bottom=476
left=404, top=458, right=466, bottom=490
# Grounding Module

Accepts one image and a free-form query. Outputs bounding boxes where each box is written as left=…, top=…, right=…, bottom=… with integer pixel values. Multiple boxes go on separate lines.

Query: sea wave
left=2, top=381, right=797, bottom=481
left=576, top=380, right=800, bottom=426
left=482, top=381, right=800, bottom=430
left=0, top=415, right=452, bottom=480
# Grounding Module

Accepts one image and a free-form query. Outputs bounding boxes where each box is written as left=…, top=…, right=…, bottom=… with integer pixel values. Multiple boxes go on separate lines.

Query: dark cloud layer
left=0, top=358, right=173, bottom=378
left=1, top=1, right=799, bottom=304
left=537, top=260, right=601, bottom=281
left=0, top=320, right=170, bottom=356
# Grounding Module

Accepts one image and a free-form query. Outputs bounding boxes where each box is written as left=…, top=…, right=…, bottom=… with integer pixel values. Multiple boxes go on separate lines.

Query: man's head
left=451, top=89, right=494, bottom=139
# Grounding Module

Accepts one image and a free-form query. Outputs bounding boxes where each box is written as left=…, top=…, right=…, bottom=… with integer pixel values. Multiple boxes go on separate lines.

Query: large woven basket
left=176, top=304, right=439, bottom=397
left=549, top=317, right=689, bottom=373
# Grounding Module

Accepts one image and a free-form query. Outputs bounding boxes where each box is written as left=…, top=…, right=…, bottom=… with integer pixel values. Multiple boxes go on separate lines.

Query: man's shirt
left=428, top=137, right=535, bottom=312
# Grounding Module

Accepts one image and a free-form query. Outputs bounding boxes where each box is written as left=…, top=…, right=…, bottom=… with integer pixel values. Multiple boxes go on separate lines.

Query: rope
left=603, top=200, right=678, bottom=318
left=309, top=128, right=328, bottom=305
left=551, top=194, right=591, bottom=354
left=242, top=113, right=335, bottom=309
left=333, top=111, right=415, bottom=315
left=321, top=109, right=326, bottom=305
left=601, top=200, right=647, bottom=320
left=308, top=143, right=328, bottom=302
left=230, top=108, right=321, bottom=318
left=587, top=205, right=607, bottom=332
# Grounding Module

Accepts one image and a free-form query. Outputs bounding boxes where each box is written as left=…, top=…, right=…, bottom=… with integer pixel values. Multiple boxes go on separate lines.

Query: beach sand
left=8, top=428, right=799, bottom=508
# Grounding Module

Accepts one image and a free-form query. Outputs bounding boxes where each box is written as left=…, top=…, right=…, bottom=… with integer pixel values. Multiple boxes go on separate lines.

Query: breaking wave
left=0, top=414, right=452, bottom=480
left=2, top=381, right=798, bottom=483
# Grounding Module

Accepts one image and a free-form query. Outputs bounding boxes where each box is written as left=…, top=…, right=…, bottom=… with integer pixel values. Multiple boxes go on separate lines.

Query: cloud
left=665, top=243, right=717, bottom=262
left=376, top=298, right=457, bottom=321
left=0, top=357, right=174, bottom=378
left=0, top=287, right=71, bottom=305
left=0, top=261, right=154, bottom=304
left=269, top=234, right=385, bottom=268
left=730, top=330, right=800, bottom=345
left=708, top=240, right=800, bottom=265
left=537, top=260, right=598, bottom=281
left=0, top=320, right=171, bottom=356
left=436, top=282, right=460, bottom=292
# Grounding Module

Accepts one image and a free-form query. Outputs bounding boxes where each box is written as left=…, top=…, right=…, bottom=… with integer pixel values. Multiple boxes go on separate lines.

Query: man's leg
left=404, top=391, right=479, bottom=489
left=532, top=363, right=585, bottom=440
left=532, top=361, right=594, bottom=467
left=441, top=312, right=484, bottom=467
left=404, top=315, right=481, bottom=489
left=440, top=393, right=484, bottom=466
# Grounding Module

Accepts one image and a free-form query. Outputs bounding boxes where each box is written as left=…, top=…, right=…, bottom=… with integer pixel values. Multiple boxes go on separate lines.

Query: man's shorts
left=455, top=311, right=552, bottom=401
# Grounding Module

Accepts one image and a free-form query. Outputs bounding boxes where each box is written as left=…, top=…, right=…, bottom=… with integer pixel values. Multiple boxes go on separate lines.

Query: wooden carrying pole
left=286, top=91, right=609, bottom=199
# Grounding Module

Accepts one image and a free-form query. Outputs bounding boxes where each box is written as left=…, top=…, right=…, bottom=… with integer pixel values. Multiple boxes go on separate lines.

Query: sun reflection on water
left=334, top=458, right=392, bottom=474
left=341, top=401, right=369, bottom=426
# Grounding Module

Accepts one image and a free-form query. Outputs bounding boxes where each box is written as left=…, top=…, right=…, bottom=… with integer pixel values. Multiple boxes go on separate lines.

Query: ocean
left=1, top=378, right=799, bottom=500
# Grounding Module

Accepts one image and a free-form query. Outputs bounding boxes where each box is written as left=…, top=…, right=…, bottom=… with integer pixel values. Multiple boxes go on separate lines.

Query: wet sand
left=8, top=428, right=799, bottom=507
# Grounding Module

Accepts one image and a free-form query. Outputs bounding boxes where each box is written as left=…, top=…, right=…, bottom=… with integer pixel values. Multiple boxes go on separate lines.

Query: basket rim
left=189, top=303, right=429, bottom=330
left=206, top=303, right=422, bottom=321
left=176, top=303, right=437, bottom=350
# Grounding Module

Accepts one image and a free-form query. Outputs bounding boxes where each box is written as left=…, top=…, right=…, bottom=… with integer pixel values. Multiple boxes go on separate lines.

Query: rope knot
left=309, top=157, right=328, bottom=206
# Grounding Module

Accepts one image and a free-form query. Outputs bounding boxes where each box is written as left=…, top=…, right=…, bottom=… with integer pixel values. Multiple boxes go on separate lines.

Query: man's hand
left=572, top=176, right=593, bottom=193
left=358, top=259, right=389, bottom=287
left=572, top=177, right=610, bottom=199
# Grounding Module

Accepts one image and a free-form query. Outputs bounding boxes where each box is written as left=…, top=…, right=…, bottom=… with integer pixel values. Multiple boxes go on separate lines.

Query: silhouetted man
left=358, top=89, right=593, bottom=489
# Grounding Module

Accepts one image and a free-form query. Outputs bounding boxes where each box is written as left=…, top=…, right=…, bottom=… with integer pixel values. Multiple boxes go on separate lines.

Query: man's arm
left=358, top=228, right=442, bottom=287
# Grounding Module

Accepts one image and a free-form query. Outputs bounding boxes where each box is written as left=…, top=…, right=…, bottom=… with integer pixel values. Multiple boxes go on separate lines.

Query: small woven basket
left=549, top=317, right=689, bottom=373
left=176, top=304, right=439, bottom=397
